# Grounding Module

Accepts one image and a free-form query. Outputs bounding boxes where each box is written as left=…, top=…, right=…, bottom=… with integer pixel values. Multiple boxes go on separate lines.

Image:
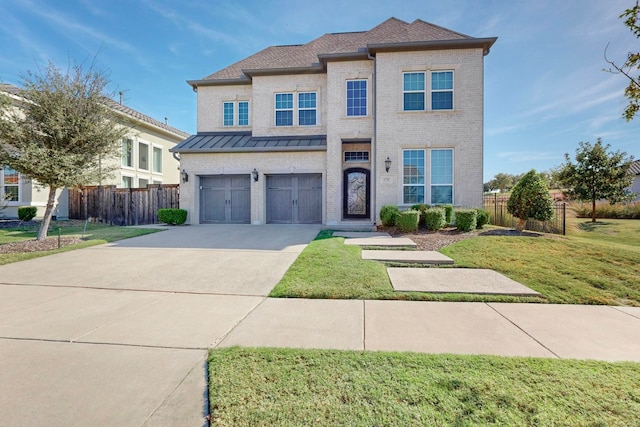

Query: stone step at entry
left=343, top=237, right=417, bottom=248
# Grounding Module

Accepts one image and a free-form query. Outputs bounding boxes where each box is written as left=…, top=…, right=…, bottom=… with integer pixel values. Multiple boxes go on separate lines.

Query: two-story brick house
left=172, top=18, right=496, bottom=227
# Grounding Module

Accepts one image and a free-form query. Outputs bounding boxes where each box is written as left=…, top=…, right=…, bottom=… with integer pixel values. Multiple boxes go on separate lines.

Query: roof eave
left=368, top=37, right=498, bottom=56
left=186, top=77, right=252, bottom=90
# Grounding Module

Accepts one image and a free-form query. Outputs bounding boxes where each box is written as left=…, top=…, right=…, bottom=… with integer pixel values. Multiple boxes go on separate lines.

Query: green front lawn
left=0, top=221, right=161, bottom=265
left=270, top=219, right=640, bottom=305
left=209, top=347, right=640, bottom=426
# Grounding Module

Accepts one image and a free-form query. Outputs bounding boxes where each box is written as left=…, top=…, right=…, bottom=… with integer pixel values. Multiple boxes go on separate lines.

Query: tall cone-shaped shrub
left=507, top=169, right=554, bottom=231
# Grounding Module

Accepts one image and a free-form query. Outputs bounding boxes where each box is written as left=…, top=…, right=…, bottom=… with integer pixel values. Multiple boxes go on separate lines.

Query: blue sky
left=1, top=0, right=638, bottom=181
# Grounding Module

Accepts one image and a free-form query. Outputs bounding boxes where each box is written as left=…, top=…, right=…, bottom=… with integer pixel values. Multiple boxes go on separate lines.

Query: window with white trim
left=138, top=178, right=149, bottom=188
left=275, top=93, right=293, bottom=126
left=431, top=149, right=453, bottom=204
left=238, top=101, right=249, bottom=126
left=344, top=151, right=370, bottom=162
left=1, top=165, right=19, bottom=202
left=431, top=71, right=454, bottom=110
left=223, top=102, right=234, bottom=126
left=402, top=150, right=425, bottom=204
left=121, top=175, right=133, bottom=188
left=138, top=142, right=149, bottom=170
left=121, top=138, right=133, bottom=168
left=298, top=92, right=317, bottom=126
left=152, top=146, right=162, bottom=173
left=347, top=80, right=367, bottom=116
left=403, top=72, right=425, bottom=111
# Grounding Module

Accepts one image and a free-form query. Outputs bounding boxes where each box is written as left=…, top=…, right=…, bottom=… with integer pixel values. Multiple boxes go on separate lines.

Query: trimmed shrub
left=475, top=208, right=490, bottom=229
left=410, top=203, right=430, bottom=217
left=455, top=209, right=477, bottom=232
left=507, top=169, right=553, bottom=231
left=18, top=206, right=37, bottom=221
left=424, top=207, right=446, bottom=230
left=443, top=204, right=454, bottom=224
left=157, top=208, right=187, bottom=225
left=380, top=205, right=400, bottom=226
left=396, top=210, right=420, bottom=233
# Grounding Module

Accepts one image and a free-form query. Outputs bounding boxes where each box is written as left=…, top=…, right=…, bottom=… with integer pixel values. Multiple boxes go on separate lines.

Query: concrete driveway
left=0, top=224, right=320, bottom=426
left=0, top=224, right=321, bottom=296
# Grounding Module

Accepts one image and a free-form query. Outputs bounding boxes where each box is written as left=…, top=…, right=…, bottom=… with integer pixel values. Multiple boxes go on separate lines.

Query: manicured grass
left=209, top=347, right=640, bottom=426
left=0, top=221, right=161, bottom=265
left=272, top=220, right=640, bottom=305
left=269, top=231, right=538, bottom=303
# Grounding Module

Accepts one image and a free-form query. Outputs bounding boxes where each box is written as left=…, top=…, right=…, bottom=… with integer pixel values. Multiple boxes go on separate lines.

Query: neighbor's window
left=121, top=138, right=133, bottom=168
left=402, top=149, right=425, bottom=204
left=347, top=80, right=367, bottom=116
left=121, top=175, right=133, bottom=188
left=138, top=178, right=149, bottom=188
left=403, top=72, right=425, bottom=111
left=275, top=93, right=293, bottom=126
left=138, top=142, right=149, bottom=170
left=1, top=165, right=19, bottom=202
left=431, top=149, right=453, bottom=204
left=431, top=71, right=454, bottom=110
left=152, top=146, right=162, bottom=173
left=238, top=101, right=249, bottom=126
left=223, top=102, right=234, bottom=126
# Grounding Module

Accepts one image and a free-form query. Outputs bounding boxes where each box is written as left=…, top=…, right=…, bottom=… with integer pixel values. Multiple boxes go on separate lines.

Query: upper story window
left=275, top=92, right=318, bottom=127
left=238, top=101, right=249, bottom=126
left=152, top=146, right=162, bottom=174
left=223, top=102, right=234, bottom=126
left=431, top=71, right=454, bottom=110
left=138, top=141, right=149, bottom=171
left=403, top=72, right=425, bottom=111
left=122, top=138, right=133, bottom=168
left=275, top=93, right=294, bottom=126
left=1, top=165, right=19, bottom=202
left=403, top=71, right=455, bottom=111
left=298, top=92, right=317, bottom=126
left=346, top=80, right=367, bottom=116
left=223, top=101, right=250, bottom=127
left=344, top=151, right=370, bottom=162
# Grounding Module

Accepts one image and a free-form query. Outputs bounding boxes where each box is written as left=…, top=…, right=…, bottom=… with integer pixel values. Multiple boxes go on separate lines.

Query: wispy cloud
left=496, top=151, right=563, bottom=163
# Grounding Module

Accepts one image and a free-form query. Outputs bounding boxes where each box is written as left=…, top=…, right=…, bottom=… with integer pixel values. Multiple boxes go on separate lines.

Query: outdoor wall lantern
left=252, top=168, right=259, bottom=182
left=181, top=169, right=189, bottom=183
left=385, top=157, right=392, bottom=173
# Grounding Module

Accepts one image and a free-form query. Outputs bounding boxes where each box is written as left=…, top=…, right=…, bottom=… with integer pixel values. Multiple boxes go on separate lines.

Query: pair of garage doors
left=200, top=174, right=322, bottom=224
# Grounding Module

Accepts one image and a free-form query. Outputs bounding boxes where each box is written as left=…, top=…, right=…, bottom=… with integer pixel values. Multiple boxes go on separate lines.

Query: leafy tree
left=557, top=139, right=634, bottom=222
left=0, top=61, right=129, bottom=240
left=507, top=169, right=554, bottom=231
left=604, top=0, right=640, bottom=121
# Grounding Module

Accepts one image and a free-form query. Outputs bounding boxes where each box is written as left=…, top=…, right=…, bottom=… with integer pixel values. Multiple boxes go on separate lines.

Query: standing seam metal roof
left=170, top=132, right=327, bottom=153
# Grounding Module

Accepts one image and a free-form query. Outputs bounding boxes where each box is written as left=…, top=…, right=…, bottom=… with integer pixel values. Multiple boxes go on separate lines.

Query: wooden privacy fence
left=483, top=194, right=567, bottom=235
left=69, top=184, right=179, bottom=226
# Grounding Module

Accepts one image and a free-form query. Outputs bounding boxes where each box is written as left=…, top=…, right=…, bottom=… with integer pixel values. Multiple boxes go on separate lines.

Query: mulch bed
left=0, top=220, right=84, bottom=254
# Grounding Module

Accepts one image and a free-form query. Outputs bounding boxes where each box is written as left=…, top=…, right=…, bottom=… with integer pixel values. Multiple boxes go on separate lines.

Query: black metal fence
left=483, top=194, right=567, bottom=235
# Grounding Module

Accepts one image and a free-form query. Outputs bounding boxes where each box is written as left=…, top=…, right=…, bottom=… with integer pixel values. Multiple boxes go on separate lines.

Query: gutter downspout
left=368, top=51, right=377, bottom=226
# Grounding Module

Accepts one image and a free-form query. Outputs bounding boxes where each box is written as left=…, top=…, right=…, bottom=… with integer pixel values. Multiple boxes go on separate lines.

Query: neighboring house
left=631, top=159, right=640, bottom=199
left=0, top=83, right=189, bottom=219
left=171, top=18, right=496, bottom=226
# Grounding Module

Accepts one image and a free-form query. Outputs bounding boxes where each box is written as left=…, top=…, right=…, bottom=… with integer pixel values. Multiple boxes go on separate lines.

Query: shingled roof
left=0, top=83, right=188, bottom=138
left=190, top=17, right=496, bottom=86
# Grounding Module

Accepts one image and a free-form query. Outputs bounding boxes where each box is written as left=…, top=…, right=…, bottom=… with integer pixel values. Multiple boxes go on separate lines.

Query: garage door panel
left=266, top=174, right=321, bottom=224
left=200, top=175, right=250, bottom=224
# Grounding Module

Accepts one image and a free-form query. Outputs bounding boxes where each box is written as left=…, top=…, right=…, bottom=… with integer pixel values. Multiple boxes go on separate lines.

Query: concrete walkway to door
left=1, top=224, right=640, bottom=426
